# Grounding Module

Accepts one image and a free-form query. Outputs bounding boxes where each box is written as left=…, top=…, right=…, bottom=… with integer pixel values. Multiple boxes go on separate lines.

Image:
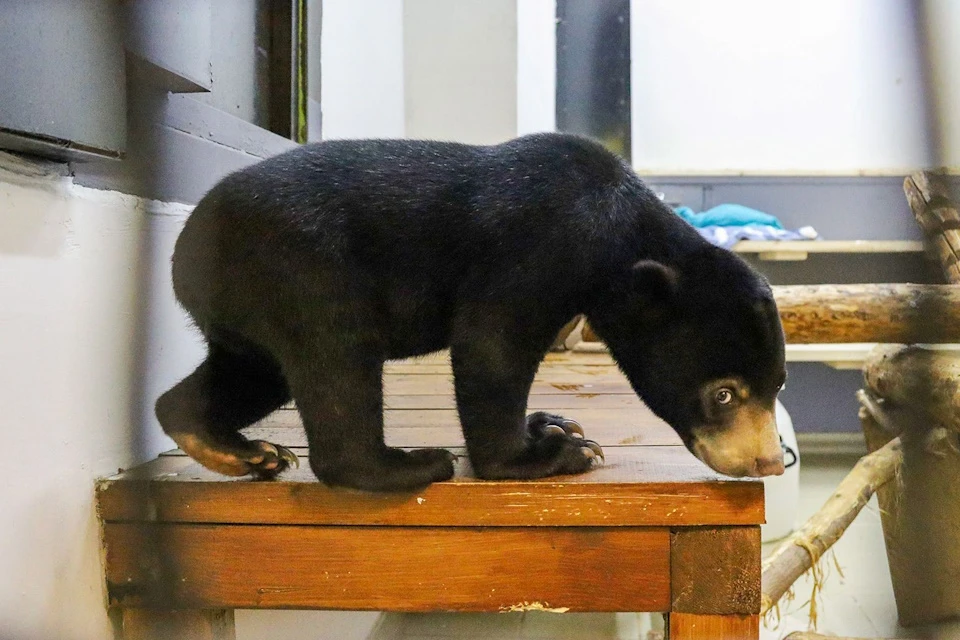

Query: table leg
left=119, top=609, right=235, bottom=640
left=667, top=612, right=759, bottom=640
left=669, top=526, right=762, bottom=640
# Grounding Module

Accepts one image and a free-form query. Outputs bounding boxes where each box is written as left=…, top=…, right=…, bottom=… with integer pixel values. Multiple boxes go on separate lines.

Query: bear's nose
left=754, top=454, right=785, bottom=477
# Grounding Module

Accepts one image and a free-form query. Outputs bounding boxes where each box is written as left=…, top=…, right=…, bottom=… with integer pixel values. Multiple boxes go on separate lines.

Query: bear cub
left=157, top=133, right=787, bottom=491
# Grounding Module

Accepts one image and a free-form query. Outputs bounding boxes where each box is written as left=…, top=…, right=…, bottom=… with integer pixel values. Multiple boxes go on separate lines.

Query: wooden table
left=97, top=352, right=764, bottom=640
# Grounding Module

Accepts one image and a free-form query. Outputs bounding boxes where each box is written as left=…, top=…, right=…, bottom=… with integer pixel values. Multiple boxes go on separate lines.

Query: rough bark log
left=904, top=171, right=960, bottom=283
left=581, top=284, right=960, bottom=344
left=863, top=345, right=960, bottom=434
left=760, top=438, right=903, bottom=617
left=785, top=633, right=916, bottom=640
left=773, top=284, right=960, bottom=343
left=861, top=364, right=960, bottom=628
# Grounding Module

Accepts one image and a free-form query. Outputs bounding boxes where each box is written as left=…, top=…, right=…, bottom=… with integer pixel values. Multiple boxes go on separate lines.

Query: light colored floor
left=368, top=453, right=926, bottom=640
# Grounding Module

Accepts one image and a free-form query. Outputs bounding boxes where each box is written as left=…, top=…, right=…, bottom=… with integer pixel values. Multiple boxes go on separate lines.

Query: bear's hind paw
left=170, top=433, right=299, bottom=479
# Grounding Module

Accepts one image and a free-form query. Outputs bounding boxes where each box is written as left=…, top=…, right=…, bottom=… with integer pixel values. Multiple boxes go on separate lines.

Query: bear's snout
left=689, top=404, right=783, bottom=478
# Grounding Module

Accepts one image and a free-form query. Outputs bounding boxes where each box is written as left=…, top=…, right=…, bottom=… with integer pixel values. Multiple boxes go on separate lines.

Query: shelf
left=732, top=240, right=924, bottom=261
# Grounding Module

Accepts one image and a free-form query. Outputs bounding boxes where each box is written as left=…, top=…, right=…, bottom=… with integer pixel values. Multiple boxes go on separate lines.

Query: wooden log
left=771, top=284, right=960, bottom=343
left=904, top=171, right=960, bottom=283
left=581, top=284, right=960, bottom=345
left=861, top=377, right=960, bottom=628
left=785, top=633, right=917, bottom=640
left=759, top=438, right=903, bottom=616
left=862, top=344, right=960, bottom=434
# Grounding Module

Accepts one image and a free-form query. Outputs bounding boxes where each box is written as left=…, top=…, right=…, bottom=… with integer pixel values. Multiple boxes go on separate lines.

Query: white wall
left=630, top=0, right=933, bottom=174
left=320, top=0, right=406, bottom=139
left=516, top=0, right=556, bottom=136
left=0, top=153, right=182, bottom=640
left=404, top=0, right=518, bottom=144
left=0, top=153, right=384, bottom=640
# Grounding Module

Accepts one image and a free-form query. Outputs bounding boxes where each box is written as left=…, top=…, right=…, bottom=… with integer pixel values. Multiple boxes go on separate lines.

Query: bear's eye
left=715, top=388, right=734, bottom=405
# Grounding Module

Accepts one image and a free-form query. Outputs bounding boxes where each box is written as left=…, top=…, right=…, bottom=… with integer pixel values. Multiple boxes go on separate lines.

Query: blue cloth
left=674, top=204, right=784, bottom=230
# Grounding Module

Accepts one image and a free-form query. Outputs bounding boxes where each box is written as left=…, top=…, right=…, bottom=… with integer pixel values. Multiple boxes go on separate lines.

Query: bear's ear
left=631, top=260, right=678, bottom=304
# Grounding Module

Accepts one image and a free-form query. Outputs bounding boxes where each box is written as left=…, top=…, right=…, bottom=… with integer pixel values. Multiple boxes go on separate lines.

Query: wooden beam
left=105, top=524, right=670, bottom=612
left=97, top=446, right=765, bottom=528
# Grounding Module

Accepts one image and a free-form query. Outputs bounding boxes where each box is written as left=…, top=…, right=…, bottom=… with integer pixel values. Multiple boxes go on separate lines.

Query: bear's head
left=590, top=247, right=787, bottom=478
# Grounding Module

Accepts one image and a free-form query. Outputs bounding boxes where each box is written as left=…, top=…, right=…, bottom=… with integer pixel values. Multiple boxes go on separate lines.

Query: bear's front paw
left=526, top=412, right=604, bottom=465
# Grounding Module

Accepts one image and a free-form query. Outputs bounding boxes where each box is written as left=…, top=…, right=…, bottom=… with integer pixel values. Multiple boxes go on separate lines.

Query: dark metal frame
left=555, top=0, right=631, bottom=160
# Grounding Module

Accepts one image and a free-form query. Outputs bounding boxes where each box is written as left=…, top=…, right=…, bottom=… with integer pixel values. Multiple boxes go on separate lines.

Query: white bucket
left=762, top=400, right=801, bottom=543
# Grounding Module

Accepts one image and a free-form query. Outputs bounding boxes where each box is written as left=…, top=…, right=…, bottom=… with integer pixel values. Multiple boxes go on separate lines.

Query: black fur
left=157, top=133, right=785, bottom=490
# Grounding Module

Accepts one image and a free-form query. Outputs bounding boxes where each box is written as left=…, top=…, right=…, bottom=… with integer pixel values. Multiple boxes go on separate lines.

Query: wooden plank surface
left=101, top=351, right=762, bottom=527
left=385, top=377, right=635, bottom=396
left=104, top=524, right=671, bottom=612
left=380, top=393, right=648, bottom=409
left=241, top=407, right=678, bottom=449
left=242, top=422, right=680, bottom=449
left=670, top=527, right=761, bottom=615
left=97, top=446, right=763, bottom=527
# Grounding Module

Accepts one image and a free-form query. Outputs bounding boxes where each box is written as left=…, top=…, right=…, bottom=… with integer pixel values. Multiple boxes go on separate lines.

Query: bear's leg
left=451, top=338, right=603, bottom=480
left=155, top=343, right=298, bottom=478
left=285, top=356, right=456, bottom=491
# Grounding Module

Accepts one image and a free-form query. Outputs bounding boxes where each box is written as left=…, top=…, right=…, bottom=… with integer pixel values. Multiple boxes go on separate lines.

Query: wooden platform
left=97, top=351, right=764, bottom=640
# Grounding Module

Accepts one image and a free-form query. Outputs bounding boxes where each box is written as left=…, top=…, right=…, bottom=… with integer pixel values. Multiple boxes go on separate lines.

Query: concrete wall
left=0, top=153, right=180, bottom=639
left=404, top=0, right=518, bottom=143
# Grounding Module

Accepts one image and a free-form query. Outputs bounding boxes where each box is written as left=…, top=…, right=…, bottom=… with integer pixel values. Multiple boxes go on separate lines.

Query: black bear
left=157, top=133, right=787, bottom=491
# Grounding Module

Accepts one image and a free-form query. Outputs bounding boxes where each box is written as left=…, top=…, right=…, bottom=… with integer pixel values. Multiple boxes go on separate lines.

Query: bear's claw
left=249, top=440, right=299, bottom=476
left=276, top=443, right=300, bottom=469
left=561, top=419, right=584, bottom=437
left=580, top=441, right=604, bottom=463
left=527, top=412, right=603, bottom=466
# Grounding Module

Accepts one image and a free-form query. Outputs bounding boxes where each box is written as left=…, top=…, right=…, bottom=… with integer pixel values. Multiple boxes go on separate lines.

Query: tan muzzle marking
left=691, top=404, right=784, bottom=478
